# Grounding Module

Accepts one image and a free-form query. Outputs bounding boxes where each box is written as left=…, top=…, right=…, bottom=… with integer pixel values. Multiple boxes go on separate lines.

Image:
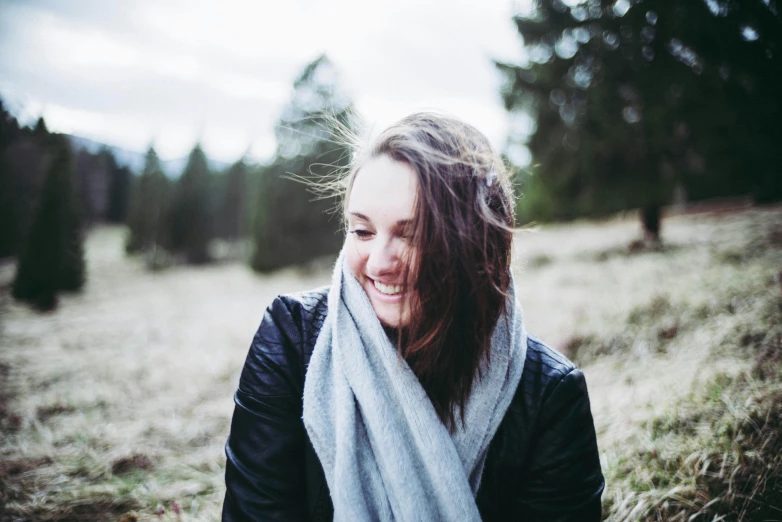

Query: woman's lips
left=366, top=277, right=405, bottom=302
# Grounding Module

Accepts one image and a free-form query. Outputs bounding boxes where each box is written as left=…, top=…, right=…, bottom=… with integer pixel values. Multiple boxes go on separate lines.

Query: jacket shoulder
left=495, top=334, right=580, bottom=461
left=239, top=287, right=329, bottom=397
left=277, top=286, right=329, bottom=333
left=522, top=334, right=577, bottom=398
left=278, top=286, right=329, bottom=359
left=478, top=335, right=603, bottom=520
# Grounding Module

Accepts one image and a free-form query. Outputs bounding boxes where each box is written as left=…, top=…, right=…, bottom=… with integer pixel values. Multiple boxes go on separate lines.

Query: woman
left=223, top=112, right=604, bottom=521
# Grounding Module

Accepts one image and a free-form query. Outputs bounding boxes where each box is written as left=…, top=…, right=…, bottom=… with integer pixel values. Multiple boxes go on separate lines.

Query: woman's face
left=345, top=154, right=418, bottom=328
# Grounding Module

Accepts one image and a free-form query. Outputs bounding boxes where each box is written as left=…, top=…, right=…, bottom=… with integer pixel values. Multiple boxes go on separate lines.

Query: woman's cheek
left=344, top=236, right=366, bottom=280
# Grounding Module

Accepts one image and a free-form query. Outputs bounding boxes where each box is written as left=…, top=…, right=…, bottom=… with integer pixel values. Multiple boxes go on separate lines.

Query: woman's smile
left=368, top=278, right=405, bottom=299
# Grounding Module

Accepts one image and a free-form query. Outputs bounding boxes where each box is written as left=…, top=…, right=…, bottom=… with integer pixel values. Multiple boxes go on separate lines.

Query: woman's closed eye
left=349, top=229, right=374, bottom=239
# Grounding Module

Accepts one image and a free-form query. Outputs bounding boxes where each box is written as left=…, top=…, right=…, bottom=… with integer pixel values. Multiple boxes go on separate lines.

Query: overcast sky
left=0, top=0, right=532, bottom=164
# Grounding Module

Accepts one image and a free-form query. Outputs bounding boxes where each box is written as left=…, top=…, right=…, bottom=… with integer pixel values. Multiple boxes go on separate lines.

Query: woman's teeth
left=373, top=280, right=403, bottom=295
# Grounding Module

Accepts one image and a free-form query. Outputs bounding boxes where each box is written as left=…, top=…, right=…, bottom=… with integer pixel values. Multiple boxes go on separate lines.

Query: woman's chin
left=371, top=303, right=407, bottom=329
left=375, top=309, right=401, bottom=328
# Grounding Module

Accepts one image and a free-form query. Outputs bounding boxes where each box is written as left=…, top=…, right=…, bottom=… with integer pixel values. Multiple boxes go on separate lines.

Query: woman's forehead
left=347, top=155, right=417, bottom=224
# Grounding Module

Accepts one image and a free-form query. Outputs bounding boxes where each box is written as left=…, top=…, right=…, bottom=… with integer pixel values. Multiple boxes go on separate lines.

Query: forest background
left=1, top=0, right=781, bottom=520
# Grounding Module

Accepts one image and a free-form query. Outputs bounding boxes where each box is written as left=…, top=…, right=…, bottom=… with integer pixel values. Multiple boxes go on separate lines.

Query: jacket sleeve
left=222, top=297, right=308, bottom=522
left=517, top=368, right=604, bottom=521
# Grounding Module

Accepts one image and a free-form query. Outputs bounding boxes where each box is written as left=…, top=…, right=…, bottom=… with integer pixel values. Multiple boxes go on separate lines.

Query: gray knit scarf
left=303, top=250, right=527, bottom=521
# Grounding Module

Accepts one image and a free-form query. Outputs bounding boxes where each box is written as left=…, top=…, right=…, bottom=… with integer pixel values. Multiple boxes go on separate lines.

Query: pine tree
left=103, top=147, right=131, bottom=223
left=32, top=116, right=47, bottom=137
left=168, top=144, right=213, bottom=263
left=0, top=99, right=22, bottom=257
left=126, top=146, right=171, bottom=255
left=251, top=54, right=353, bottom=272
left=12, top=134, right=85, bottom=309
left=217, top=157, right=249, bottom=241
left=499, top=0, right=782, bottom=239
left=74, top=148, right=108, bottom=224
left=2, top=118, right=51, bottom=258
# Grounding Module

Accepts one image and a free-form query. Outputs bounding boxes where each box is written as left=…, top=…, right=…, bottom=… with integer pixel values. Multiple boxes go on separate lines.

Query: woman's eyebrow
left=349, top=212, right=412, bottom=229
left=348, top=211, right=371, bottom=222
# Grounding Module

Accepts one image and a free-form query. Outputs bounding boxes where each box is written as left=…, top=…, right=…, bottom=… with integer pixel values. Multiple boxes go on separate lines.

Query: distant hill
left=65, top=135, right=231, bottom=177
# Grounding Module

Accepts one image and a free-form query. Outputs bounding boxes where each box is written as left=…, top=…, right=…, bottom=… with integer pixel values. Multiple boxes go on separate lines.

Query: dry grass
left=511, top=206, right=782, bottom=520
left=0, top=227, right=330, bottom=521
left=1, top=205, right=780, bottom=521
left=600, top=292, right=782, bottom=520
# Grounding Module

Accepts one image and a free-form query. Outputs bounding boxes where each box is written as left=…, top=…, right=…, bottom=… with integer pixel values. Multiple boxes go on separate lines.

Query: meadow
left=1, top=205, right=780, bottom=521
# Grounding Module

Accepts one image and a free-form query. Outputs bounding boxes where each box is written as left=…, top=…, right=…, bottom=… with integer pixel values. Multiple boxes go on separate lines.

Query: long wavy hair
left=341, top=111, right=516, bottom=430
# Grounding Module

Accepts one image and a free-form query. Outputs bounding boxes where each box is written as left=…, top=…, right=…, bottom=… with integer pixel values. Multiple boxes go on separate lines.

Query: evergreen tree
left=6, top=140, right=49, bottom=253
left=252, top=54, right=352, bottom=272
left=168, top=144, right=213, bottom=263
left=0, top=99, right=22, bottom=257
left=32, top=116, right=47, bottom=137
left=499, top=0, right=782, bottom=239
left=74, top=147, right=109, bottom=224
left=12, top=134, right=85, bottom=309
left=58, top=183, right=86, bottom=292
left=103, top=147, right=131, bottom=223
left=126, top=146, right=171, bottom=255
left=217, top=157, right=250, bottom=241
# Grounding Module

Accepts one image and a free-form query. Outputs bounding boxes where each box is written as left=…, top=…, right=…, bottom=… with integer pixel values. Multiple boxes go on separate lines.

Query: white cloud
left=149, top=122, right=199, bottom=159
left=43, top=104, right=105, bottom=133
left=27, top=11, right=141, bottom=70
left=42, top=103, right=152, bottom=151
left=138, top=1, right=319, bottom=63
left=147, top=53, right=203, bottom=81
left=208, top=73, right=290, bottom=102
left=202, top=124, right=251, bottom=161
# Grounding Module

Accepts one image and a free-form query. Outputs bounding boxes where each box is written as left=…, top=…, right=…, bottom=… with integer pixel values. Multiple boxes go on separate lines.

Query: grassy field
left=1, top=205, right=780, bottom=521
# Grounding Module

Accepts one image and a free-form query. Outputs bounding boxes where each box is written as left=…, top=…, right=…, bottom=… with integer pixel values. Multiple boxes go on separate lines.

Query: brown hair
left=343, top=111, right=516, bottom=430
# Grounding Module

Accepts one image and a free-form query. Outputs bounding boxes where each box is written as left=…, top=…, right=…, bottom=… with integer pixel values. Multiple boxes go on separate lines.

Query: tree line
left=124, top=54, right=349, bottom=271
left=1, top=54, right=350, bottom=310
left=4, top=0, right=780, bottom=310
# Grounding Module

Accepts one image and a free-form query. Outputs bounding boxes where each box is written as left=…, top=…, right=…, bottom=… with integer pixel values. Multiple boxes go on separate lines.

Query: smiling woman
left=222, top=111, right=604, bottom=521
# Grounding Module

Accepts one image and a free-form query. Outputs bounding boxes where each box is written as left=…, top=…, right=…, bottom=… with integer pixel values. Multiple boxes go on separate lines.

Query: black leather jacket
left=223, top=288, right=604, bottom=521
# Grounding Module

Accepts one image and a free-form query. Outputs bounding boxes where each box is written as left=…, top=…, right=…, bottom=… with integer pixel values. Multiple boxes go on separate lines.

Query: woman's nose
left=366, top=238, right=399, bottom=276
